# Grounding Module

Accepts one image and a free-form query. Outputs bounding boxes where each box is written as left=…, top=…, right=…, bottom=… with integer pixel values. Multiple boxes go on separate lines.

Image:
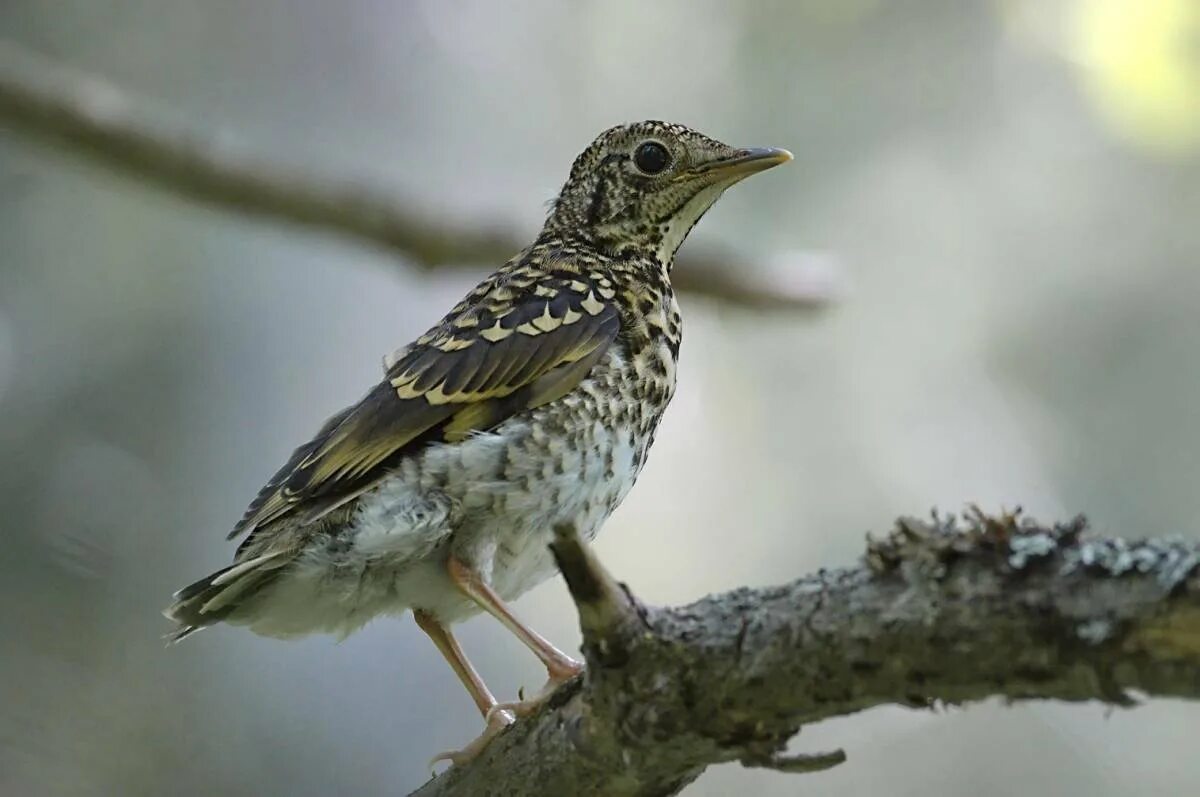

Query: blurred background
left=2, top=1, right=1199, bottom=794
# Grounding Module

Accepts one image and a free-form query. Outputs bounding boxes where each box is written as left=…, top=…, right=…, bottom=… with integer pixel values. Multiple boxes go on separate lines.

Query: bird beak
left=682, top=147, right=794, bottom=181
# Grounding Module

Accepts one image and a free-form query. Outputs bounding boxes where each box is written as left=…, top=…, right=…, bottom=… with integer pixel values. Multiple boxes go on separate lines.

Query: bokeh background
left=2, top=1, right=1199, bottom=795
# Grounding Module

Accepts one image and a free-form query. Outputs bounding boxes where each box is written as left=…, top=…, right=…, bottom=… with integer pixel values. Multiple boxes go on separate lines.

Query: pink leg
left=447, top=556, right=584, bottom=715
left=413, top=609, right=514, bottom=766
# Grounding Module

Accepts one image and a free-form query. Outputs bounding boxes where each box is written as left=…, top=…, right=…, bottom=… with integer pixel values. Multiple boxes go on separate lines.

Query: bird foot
left=486, top=658, right=585, bottom=720
left=429, top=708, right=515, bottom=770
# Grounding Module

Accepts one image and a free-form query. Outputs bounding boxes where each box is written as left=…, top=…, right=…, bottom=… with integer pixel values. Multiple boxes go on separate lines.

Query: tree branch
left=413, top=511, right=1200, bottom=796
left=13, top=39, right=1189, bottom=797
left=0, top=41, right=833, bottom=311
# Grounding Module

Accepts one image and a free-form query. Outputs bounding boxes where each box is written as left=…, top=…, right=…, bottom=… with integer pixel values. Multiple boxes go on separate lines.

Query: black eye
left=633, top=141, right=671, bottom=174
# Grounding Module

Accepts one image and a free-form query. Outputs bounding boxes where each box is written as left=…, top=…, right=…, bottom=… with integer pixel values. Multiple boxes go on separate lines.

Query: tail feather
left=164, top=624, right=203, bottom=644
left=163, top=552, right=287, bottom=643
left=209, top=551, right=284, bottom=588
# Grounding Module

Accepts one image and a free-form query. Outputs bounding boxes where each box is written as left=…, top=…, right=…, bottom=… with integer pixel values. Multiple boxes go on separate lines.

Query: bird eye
left=633, top=141, right=671, bottom=175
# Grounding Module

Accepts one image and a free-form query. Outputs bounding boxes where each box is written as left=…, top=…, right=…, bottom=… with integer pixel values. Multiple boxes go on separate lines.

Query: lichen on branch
left=414, top=511, right=1200, bottom=797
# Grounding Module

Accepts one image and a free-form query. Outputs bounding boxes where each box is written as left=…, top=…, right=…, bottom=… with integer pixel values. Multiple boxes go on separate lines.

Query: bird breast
left=246, top=323, right=679, bottom=633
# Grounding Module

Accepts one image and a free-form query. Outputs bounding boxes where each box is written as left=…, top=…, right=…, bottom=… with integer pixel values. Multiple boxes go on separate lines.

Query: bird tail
left=162, top=551, right=285, bottom=643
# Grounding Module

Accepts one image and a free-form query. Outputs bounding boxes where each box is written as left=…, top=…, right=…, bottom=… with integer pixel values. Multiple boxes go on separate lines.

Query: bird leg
left=447, top=555, right=584, bottom=718
left=413, top=609, right=514, bottom=767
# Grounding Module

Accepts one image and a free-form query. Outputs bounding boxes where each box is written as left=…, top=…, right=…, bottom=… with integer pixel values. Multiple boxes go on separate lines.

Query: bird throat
left=576, top=181, right=732, bottom=270
left=653, top=182, right=728, bottom=267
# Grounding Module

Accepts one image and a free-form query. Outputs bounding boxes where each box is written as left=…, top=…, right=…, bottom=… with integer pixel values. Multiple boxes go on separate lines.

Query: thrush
left=165, top=120, right=791, bottom=763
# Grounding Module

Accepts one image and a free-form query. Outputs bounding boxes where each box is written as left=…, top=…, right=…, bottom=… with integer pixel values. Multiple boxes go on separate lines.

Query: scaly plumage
left=165, top=120, right=790, bottom=763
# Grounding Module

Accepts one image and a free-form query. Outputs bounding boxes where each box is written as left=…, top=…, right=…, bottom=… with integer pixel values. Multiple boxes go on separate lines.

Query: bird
left=164, top=120, right=791, bottom=764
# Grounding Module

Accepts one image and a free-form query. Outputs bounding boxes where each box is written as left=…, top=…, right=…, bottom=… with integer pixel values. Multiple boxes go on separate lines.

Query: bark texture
left=411, top=513, right=1200, bottom=796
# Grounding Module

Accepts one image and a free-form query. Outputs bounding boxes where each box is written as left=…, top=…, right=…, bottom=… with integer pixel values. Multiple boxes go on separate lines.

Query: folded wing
left=228, top=271, right=621, bottom=544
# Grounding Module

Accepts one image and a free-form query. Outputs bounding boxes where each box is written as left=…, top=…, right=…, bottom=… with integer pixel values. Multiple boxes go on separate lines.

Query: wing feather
left=228, top=267, right=620, bottom=541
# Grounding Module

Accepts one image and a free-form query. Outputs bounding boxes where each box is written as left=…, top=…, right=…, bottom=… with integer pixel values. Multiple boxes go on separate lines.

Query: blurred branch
left=415, top=512, right=1200, bottom=796
left=0, top=41, right=831, bottom=311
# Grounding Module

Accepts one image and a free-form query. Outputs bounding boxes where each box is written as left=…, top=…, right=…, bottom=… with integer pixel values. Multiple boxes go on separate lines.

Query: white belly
left=394, top=410, right=643, bottom=621
left=235, top=412, right=643, bottom=637
left=232, top=335, right=674, bottom=640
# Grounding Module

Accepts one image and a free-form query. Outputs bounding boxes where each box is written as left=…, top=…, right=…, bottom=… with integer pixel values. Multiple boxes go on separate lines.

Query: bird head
left=543, top=120, right=791, bottom=264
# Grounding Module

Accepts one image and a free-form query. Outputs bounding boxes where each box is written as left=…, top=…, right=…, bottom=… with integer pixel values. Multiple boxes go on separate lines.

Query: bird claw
left=550, top=656, right=585, bottom=682
left=428, top=709, right=515, bottom=771
left=487, top=661, right=584, bottom=719
left=427, top=656, right=584, bottom=771
left=488, top=696, right=545, bottom=719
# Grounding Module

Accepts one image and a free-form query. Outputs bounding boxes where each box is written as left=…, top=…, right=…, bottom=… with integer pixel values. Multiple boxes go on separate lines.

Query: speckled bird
left=165, top=121, right=791, bottom=763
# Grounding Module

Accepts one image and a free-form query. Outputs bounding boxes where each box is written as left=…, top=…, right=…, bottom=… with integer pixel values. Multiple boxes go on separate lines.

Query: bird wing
left=227, top=273, right=621, bottom=541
